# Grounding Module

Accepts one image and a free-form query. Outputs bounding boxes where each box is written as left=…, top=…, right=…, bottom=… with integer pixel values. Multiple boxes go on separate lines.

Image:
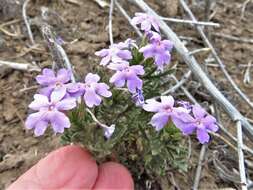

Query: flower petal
left=139, top=44, right=154, bottom=58
left=143, top=99, right=162, bottom=112
left=103, top=125, right=115, bottom=139
left=50, top=111, right=70, bottom=134
left=25, top=112, right=45, bottom=130
left=95, top=49, right=109, bottom=57
left=173, top=117, right=196, bottom=135
left=197, top=128, right=210, bottom=144
left=39, top=86, right=54, bottom=97
left=141, top=20, right=151, bottom=31
left=96, top=83, right=112, bottom=97
left=131, top=16, right=143, bottom=25
left=50, top=87, right=66, bottom=103
left=55, top=97, right=76, bottom=110
left=116, top=50, right=132, bottom=60
left=109, top=72, right=126, bottom=87
left=100, top=55, right=111, bottom=66
left=57, top=69, right=71, bottom=84
left=36, top=68, right=56, bottom=85
left=34, top=120, right=48, bottom=136
left=29, top=94, right=49, bottom=110
left=130, top=65, right=145, bottom=75
left=203, top=115, right=216, bottom=126
left=150, top=112, right=169, bottom=131
left=85, top=73, right=100, bottom=83
left=163, top=40, right=173, bottom=51
left=192, top=105, right=207, bottom=119
left=160, top=96, right=174, bottom=107
left=207, top=124, right=219, bottom=132
left=83, top=88, right=102, bottom=108
left=127, top=77, right=142, bottom=93
left=67, top=83, right=85, bottom=98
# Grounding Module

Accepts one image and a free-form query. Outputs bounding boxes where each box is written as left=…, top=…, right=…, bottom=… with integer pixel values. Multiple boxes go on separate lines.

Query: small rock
left=3, top=106, right=15, bottom=122
left=0, top=154, right=24, bottom=172
left=158, top=0, right=179, bottom=17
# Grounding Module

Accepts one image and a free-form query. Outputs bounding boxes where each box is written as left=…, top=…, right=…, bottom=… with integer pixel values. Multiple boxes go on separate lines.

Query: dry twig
left=161, top=17, right=220, bottom=27
left=0, top=60, right=40, bottom=72
left=213, top=33, right=253, bottom=44
left=241, top=0, right=252, bottom=20
left=109, top=0, right=114, bottom=45
left=193, top=144, right=207, bottom=190
left=22, top=0, right=35, bottom=45
left=162, top=70, right=191, bottom=95
left=0, top=26, right=20, bottom=37
left=189, top=48, right=211, bottom=56
left=236, top=121, right=247, bottom=190
left=243, top=61, right=252, bottom=85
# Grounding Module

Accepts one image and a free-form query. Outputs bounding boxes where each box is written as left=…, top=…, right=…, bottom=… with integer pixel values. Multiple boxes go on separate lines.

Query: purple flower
left=173, top=105, right=218, bottom=144
left=82, top=73, right=112, bottom=108
left=146, top=31, right=161, bottom=43
left=36, top=68, right=71, bottom=97
left=25, top=91, right=76, bottom=136
left=66, top=82, right=86, bottom=98
left=131, top=12, right=160, bottom=32
left=143, top=96, right=188, bottom=131
left=177, top=100, right=192, bottom=111
left=108, top=62, right=145, bottom=93
left=132, top=89, right=145, bottom=107
left=103, top=124, right=115, bottom=139
left=117, top=38, right=137, bottom=49
left=95, top=44, right=132, bottom=66
left=139, top=39, right=173, bottom=70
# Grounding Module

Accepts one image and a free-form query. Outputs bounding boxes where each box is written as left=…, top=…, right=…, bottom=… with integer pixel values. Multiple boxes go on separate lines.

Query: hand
left=8, top=145, right=134, bottom=190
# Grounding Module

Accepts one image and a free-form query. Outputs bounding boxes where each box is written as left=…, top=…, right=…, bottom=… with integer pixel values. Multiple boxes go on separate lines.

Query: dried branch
left=193, top=144, right=207, bottom=190
left=22, top=0, right=35, bottom=45
left=243, top=61, right=252, bottom=85
left=241, top=0, right=252, bottom=20
left=236, top=121, right=247, bottom=190
left=129, top=0, right=253, bottom=141
left=0, top=60, right=40, bottom=72
left=160, top=17, right=220, bottom=27
left=179, top=0, right=253, bottom=110
left=212, top=151, right=241, bottom=183
left=109, top=0, right=114, bottom=45
left=213, top=33, right=253, bottom=44
left=162, top=70, right=191, bottom=95
left=189, top=48, right=211, bottom=56
left=86, top=108, right=115, bottom=130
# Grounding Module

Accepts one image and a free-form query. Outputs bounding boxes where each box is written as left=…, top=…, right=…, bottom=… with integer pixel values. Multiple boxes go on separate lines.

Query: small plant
left=25, top=12, right=218, bottom=179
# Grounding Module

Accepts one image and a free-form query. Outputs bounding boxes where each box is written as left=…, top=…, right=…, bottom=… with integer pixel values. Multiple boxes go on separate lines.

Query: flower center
left=85, top=83, right=91, bottom=88
left=55, top=81, right=62, bottom=87
left=48, top=104, right=55, bottom=111
left=196, top=120, right=202, bottom=126
left=165, top=106, right=172, bottom=113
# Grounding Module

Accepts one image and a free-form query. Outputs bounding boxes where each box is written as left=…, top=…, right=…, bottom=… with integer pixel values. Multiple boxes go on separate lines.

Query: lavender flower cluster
left=26, top=69, right=113, bottom=137
left=25, top=12, right=218, bottom=144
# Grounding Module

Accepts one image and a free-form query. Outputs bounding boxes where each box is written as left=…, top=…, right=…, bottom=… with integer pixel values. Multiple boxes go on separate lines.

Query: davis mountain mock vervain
left=25, top=13, right=218, bottom=144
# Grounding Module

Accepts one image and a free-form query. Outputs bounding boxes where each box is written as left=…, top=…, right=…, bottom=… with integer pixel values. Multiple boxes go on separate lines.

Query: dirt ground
left=0, top=0, right=252, bottom=189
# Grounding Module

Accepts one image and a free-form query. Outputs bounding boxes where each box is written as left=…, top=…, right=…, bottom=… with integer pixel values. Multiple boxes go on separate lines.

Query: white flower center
left=165, top=106, right=172, bottom=113
left=48, top=104, right=55, bottom=111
